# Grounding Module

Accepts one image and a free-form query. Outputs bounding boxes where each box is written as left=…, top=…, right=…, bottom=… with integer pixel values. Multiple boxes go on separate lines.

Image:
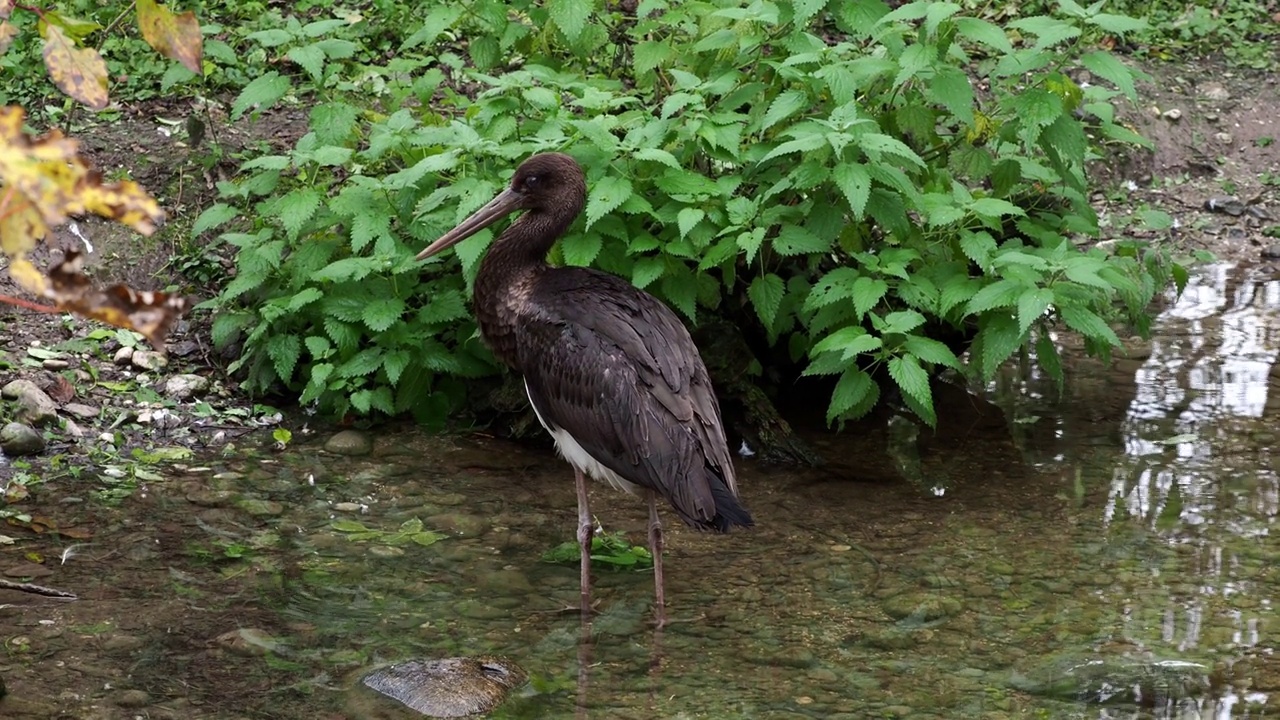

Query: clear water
left=2, top=263, right=1277, bottom=719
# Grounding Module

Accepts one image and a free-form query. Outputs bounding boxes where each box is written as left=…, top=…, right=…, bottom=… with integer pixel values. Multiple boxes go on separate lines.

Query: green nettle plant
left=198, top=0, right=1189, bottom=427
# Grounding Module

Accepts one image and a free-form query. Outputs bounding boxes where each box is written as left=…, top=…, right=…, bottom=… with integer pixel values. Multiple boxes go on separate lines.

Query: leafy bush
left=199, top=0, right=1189, bottom=427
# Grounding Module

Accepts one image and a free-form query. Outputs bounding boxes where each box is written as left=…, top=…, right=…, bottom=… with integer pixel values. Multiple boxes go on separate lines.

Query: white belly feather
left=525, top=379, right=641, bottom=495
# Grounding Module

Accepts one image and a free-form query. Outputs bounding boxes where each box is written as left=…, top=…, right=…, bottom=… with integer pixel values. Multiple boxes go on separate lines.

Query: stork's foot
left=532, top=598, right=605, bottom=616
left=648, top=610, right=705, bottom=628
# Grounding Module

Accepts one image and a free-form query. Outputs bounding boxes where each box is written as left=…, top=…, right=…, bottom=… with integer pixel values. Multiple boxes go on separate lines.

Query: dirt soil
left=0, top=56, right=1278, bottom=717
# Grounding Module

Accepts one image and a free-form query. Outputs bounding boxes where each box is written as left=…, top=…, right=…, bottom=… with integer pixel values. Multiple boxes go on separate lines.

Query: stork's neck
left=473, top=210, right=575, bottom=370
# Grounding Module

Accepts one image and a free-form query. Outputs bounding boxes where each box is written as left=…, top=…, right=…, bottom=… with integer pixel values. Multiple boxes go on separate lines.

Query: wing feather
left=516, top=269, right=747, bottom=529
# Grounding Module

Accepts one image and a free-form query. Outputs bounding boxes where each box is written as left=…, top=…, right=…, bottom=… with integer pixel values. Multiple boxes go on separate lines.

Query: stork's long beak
left=415, top=187, right=524, bottom=261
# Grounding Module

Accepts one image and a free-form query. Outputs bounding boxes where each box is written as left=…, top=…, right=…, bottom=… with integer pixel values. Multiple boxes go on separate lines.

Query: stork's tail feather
left=707, top=474, right=753, bottom=533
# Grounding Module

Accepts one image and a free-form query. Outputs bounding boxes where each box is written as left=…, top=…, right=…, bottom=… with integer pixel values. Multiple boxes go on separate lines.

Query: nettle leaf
left=833, top=162, right=871, bottom=218
left=978, top=312, right=1022, bottom=379
left=420, top=289, right=469, bottom=324
left=351, top=212, right=391, bottom=253
left=939, top=275, right=981, bottom=316
left=634, top=41, right=675, bottom=74
left=660, top=269, right=698, bottom=321
left=1079, top=50, right=1137, bottom=100
left=631, top=256, right=665, bottom=289
left=968, top=198, right=1025, bottom=220
left=193, top=203, right=239, bottom=235
left=305, top=335, right=331, bottom=359
left=1035, top=332, right=1064, bottom=393
left=231, top=71, right=291, bottom=120
left=762, top=133, right=826, bottom=162
left=889, top=355, right=934, bottom=427
left=1017, top=287, right=1054, bottom=333
left=762, top=90, right=810, bottom=132
left=340, top=348, right=384, bottom=377
left=903, top=336, right=961, bottom=369
left=880, top=310, right=926, bottom=335
left=677, top=207, right=705, bottom=239
left=857, top=133, right=924, bottom=167
left=1087, top=13, right=1148, bottom=35
left=562, top=233, right=603, bottom=267
left=852, top=276, right=888, bottom=319
left=792, top=0, right=829, bottom=27
left=966, top=279, right=1025, bottom=314
left=277, top=188, right=322, bottom=239
left=749, top=273, right=785, bottom=327
left=1059, top=305, right=1121, bottom=347
left=286, top=44, right=325, bottom=83
left=827, top=367, right=877, bottom=423
left=954, top=16, right=1013, bottom=53
left=362, top=297, right=406, bottom=332
left=1063, top=255, right=1113, bottom=290
left=287, top=287, right=323, bottom=311
left=929, top=66, right=974, bottom=127
left=805, top=267, right=860, bottom=311
left=959, top=231, right=998, bottom=270
left=314, top=257, right=379, bottom=282
left=773, top=226, right=829, bottom=256
left=811, top=326, right=881, bottom=360
left=382, top=349, right=410, bottom=385
left=549, top=0, right=593, bottom=41
left=325, top=317, right=359, bottom=353
left=737, top=228, right=766, bottom=264
left=267, top=333, right=301, bottom=384
left=633, top=147, right=681, bottom=169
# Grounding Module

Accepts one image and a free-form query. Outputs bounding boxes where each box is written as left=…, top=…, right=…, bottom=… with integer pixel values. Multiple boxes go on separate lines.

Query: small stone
left=2, top=379, right=58, bottom=426
left=113, top=346, right=135, bottom=365
left=428, top=512, right=489, bottom=537
left=63, top=403, right=100, bottom=419
left=237, top=498, right=284, bottom=517
left=333, top=502, right=364, bottom=512
left=4, top=562, right=54, bottom=578
left=165, top=373, right=209, bottom=400
left=1214, top=132, right=1233, bottom=145
left=213, top=628, right=283, bottom=656
left=42, top=359, right=70, bottom=370
left=98, top=432, right=116, bottom=444
left=103, top=634, right=146, bottom=652
left=114, top=689, right=151, bottom=708
left=131, top=350, right=168, bottom=371
left=1263, top=245, right=1280, bottom=259
left=882, top=592, right=963, bottom=620
left=1200, top=82, right=1230, bottom=101
left=1162, top=108, right=1182, bottom=121
left=325, top=429, right=373, bottom=456
left=1, top=422, right=46, bottom=456
left=186, top=489, right=236, bottom=507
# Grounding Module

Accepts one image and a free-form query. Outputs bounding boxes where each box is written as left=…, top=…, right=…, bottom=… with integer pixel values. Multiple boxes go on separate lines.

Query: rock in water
left=325, top=429, right=373, bottom=456
left=362, top=656, right=527, bottom=718
left=0, top=422, right=46, bottom=456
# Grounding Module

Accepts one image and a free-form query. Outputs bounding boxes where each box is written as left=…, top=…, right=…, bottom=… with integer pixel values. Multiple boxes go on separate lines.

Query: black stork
left=415, top=153, right=753, bottom=626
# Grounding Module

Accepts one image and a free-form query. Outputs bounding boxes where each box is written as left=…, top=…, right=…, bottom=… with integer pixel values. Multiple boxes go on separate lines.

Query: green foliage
left=202, top=0, right=1190, bottom=427
left=542, top=531, right=655, bottom=570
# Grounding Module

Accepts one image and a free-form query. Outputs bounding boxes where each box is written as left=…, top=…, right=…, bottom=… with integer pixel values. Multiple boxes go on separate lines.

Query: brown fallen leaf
left=46, top=250, right=189, bottom=352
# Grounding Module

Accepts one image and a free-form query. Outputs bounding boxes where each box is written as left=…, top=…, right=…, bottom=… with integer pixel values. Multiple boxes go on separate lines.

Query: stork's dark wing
left=517, top=269, right=751, bottom=532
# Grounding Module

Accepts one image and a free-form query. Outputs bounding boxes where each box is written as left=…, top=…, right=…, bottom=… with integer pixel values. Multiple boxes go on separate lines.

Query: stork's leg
left=575, top=468, right=592, bottom=618
left=647, top=490, right=666, bottom=627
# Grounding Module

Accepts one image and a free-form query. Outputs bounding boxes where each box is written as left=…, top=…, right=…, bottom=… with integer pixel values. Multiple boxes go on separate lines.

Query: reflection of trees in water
left=1100, top=263, right=1277, bottom=715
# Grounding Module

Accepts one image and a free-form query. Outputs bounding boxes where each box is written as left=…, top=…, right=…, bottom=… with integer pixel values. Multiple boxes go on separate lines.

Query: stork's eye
left=522, top=175, right=540, bottom=190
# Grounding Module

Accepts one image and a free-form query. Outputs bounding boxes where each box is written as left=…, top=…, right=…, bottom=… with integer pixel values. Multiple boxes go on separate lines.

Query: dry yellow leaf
left=136, top=0, right=203, bottom=75
left=40, top=22, right=109, bottom=110
left=0, top=21, right=17, bottom=54
left=0, top=0, right=12, bottom=19
left=7, top=256, right=47, bottom=296
left=0, top=106, right=165, bottom=235
left=0, top=184, right=48, bottom=256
